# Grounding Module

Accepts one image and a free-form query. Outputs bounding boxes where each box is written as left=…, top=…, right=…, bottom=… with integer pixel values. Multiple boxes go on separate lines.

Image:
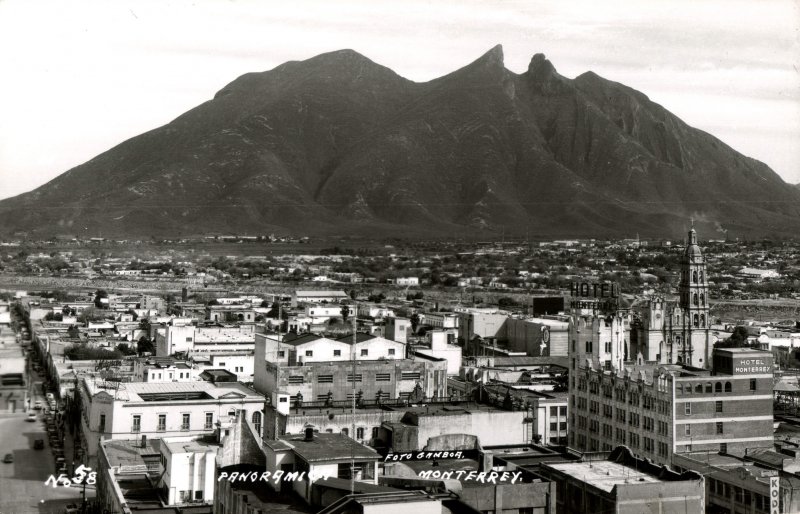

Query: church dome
left=684, top=228, right=703, bottom=259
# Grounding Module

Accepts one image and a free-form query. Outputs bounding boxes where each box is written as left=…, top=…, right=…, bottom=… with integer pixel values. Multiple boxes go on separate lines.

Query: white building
left=77, top=378, right=264, bottom=461
left=291, top=290, right=349, bottom=307
left=160, top=437, right=218, bottom=505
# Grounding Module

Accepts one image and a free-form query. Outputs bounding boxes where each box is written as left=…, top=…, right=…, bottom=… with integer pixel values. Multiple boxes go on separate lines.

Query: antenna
left=273, top=302, right=281, bottom=441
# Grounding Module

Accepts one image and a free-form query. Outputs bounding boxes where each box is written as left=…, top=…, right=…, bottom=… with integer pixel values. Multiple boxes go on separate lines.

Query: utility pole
left=273, top=302, right=281, bottom=441
left=350, top=300, right=357, bottom=494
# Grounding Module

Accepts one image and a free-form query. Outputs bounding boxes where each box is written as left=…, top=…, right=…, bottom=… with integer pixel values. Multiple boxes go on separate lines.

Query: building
left=96, top=436, right=218, bottom=514
left=291, top=290, right=349, bottom=307
left=254, top=333, right=448, bottom=418
left=414, top=331, right=462, bottom=375
left=155, top=323, right=256, bottom=356
left=568, top=347, right=774, bottom=465
left=537, top=446, right=704, bottom=514
left=263, top=430, right=382, bottom=504
left=630, top=228, right=712, bottom=368
left=77, top=378, right=264, bottom=461
left=505, top=317, right=569, bottom=358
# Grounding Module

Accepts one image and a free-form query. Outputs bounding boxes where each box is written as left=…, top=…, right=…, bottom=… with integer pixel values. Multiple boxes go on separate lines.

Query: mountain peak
left=528, top=53, right=556, bottom=77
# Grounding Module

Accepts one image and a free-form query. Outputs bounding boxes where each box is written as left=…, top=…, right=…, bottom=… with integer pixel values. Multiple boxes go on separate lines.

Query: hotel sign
left=569, top=282, right=620, bottom=314
left=734, top=358, right=771, bottom=374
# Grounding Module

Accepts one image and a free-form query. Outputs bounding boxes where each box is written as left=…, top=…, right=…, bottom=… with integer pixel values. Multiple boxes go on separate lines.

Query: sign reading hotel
left=569, top=281, right=620, bottom=314
left=734, top=358, right=772, bottom=374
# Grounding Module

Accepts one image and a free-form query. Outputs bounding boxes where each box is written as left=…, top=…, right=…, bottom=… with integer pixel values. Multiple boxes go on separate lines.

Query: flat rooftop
left=84, top=378, right=263, bottom=402
left=545, top=460, right=661, bottom=493
left=102, top=438, right=161, bottom=469
left=275, top=432, right=380, bottom=463
left=163, top=438, right=220, bottom=455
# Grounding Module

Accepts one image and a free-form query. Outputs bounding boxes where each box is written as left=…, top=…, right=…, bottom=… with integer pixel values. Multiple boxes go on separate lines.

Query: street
left=0, top=412, right=85, bottom=514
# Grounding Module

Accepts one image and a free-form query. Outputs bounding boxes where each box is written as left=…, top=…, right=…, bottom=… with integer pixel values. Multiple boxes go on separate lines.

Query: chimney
left=141, top=435, right=147, bottom=448
left=304, top=426, right=314, bottom=441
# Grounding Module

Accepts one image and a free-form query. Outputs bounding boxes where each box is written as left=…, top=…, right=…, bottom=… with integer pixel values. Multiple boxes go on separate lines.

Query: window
left=360, top=349, right=368, bottom=357
left=185, top=336, right=192, bottom=342
left=277, top=351, right=285, bottom=358
left=182, top=413, right=190, bottom=431
left=720, top=443, right=727, bottom=453
left=715, top=382, right=722, bottom=393
left=716, top=401, right=723, bottom=413
left=252, top=411, right=262, bottom=435
left=401, top=372, right=421, bottom=381
left=376, top=373, right=391, bottom=382
left=218, top=362, right=226, bottom=367
left=341, top=428, right=349, bottom=436
left=132, top=415, right=141, bottom=433
left=333, top=350, right=341, bottom=357
left=388, top=349, right=395, bottom=356
left=560, top=406, right=567, bottom=415
left=550, top=406, right=558, bottom=416
left=685, top=403, right=691, bottom=415
left=705, top=382, right=712, bottom=393
left=685, top=425, right=691, bottom=436
left=205, top=412, right=213, bottom=429
left=750, top=379, right=756, bottom=391
left=356, top=427, right=365, bottom=439
left=347, top=374, right=363, bottom=383
left=158, top=414, right=166, bottom=431
left=716, top=422, right=723, bottom=435
left=288, top=376, right=304, bottom=384
left=585, top=341, right=593, bottom=353
left=318, top=374, right=333, bottom=383
left=195, top=491, right=203, bottom=501
left=372, top=427, right=379, bottom=439
left=604, top=342, right=611, bottom=353
left=99, top=414, right=106, bottom=433
left=305, top=350, right=313, bottom=357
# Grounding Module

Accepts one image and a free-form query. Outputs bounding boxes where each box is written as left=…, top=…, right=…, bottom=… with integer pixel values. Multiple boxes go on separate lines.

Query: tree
left=137, top=336, right=155, bottom=355
left=117, top=343, right=137, bottom=356
left=410, top=313, right=420, bottom=333
left=715, top=326, right=751, bottom=349
left=341, top=304, right=350, bottom=324
left=93, top=289, right=108, bottom=308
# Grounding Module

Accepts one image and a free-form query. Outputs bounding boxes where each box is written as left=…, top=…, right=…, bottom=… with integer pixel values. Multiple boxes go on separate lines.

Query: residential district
left=2, top=230, right=800, bottom=513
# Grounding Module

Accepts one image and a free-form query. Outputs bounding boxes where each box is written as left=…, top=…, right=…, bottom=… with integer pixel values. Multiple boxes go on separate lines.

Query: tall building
left=631, top=227, right=712, bottom=368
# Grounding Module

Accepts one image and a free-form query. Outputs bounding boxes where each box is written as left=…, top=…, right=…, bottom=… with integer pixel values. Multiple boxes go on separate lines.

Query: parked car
left=33, top=400, right=43, bottom=410
left=2, top=453, right=12, bottom=463
left=64, top=503, right=80, bottom=514
left=26, top=411, right=37, bottom=422
left=46, top=392, right=55, bottom=401
left=33, top=439, right=45, bottom=450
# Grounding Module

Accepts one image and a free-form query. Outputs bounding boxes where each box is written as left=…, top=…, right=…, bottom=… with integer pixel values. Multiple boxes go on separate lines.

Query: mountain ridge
left=1, top=45, right=798, bottom=240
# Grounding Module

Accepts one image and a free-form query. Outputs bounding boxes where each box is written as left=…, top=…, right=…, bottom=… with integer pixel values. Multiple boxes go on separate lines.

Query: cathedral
left=631, top=227, right=712, bottom=368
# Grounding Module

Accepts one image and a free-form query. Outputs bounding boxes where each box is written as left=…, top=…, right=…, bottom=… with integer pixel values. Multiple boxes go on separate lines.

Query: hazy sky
left=0, top=0, right=798, bottom=200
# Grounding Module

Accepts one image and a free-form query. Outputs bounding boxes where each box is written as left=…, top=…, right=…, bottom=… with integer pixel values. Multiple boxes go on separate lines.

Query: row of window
left=288, top=371, right=420, bottom=384
left=707, top=478, right=771, bottom=512
left=287, top=348, right=397, bottom=358
left=127, top=410, right=259, bottom=433
left=678, top=379, right=757, bottom=395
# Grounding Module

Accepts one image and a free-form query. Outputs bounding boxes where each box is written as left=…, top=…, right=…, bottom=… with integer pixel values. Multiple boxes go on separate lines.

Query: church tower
left=678, top=227, right=710, bottom=366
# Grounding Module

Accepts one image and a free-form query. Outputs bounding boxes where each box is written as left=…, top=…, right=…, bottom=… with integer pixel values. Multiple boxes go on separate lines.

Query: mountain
left=2, top=45, right=799, bottom=239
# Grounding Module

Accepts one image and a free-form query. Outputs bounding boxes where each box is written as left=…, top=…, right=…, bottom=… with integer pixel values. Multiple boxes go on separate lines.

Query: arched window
left=341, top=428, right=349, bottom=437
left=685, top=382, right=691, bottom=394
left=705, top=382, right=712, bottom=393
left=700, top=294, right=705, bottom=306
left=694, top=314, right=699, bottom=327
left=725, top=382, right=732, bottom=393
left=692, top=271, right=698, bottom=283
left=693, top=293, right=699, bottom=305
left=252, top=411, right=262, bottom=436
left=695, top=384, right=703, bottom=393
left=700, top=271, right=704, bottom=282
left=700, top=314, right=705, bottom=327
left=715, top=382, right=722, bottom=393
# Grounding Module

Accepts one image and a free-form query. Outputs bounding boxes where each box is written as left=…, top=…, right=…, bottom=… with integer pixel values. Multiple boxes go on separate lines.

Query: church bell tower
left=678, top=226, right=710, bottom=366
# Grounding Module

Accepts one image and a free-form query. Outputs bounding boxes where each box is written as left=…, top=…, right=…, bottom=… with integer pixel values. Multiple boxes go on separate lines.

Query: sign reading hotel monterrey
left=569, top=281, right=620, bottom=314
left=734, top=358, right=772, bottom=374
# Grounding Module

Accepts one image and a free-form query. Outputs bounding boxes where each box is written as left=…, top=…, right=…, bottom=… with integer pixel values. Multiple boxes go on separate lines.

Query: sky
left=0, top=0, right=798, bottom=201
